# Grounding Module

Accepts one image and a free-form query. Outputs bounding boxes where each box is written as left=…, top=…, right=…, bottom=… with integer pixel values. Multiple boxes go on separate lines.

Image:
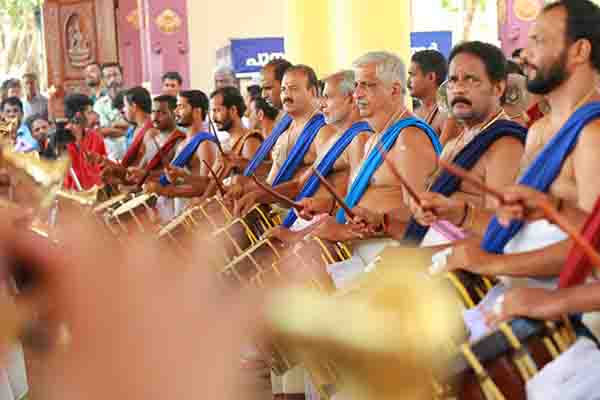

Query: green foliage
left=0, top=0, right=43, bottom=28
left=440, top=0, right=487, bottom=13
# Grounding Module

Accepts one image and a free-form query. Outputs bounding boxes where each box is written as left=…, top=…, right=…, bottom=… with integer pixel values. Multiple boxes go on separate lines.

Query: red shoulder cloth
left=64, top=130, right=107, bottom=190
left=145, top=129, right=186, bottom=171
left=121, top=119, right=153, bottom=168
left=559, top=197, right=600, bottom=288
left=526, top=103, right=545, bottom=128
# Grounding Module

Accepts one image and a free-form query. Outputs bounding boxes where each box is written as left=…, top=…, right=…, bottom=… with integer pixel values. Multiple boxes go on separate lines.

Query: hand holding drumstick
left=438, top=159, right=600, bottom=270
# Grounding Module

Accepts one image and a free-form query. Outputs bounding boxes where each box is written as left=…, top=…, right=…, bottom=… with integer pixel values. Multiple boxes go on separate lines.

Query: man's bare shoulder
left=576, top=118, right=600, bottom=148
left=318, top=124, right=337, bottom=139
left=401, top=125, right=437, bottom=148
left=485, top=135, right=526, bottom=162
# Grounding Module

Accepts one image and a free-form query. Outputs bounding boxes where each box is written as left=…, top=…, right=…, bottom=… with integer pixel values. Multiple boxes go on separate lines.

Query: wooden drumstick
left=151, top=135, right=171, bottom=168
left=250, top=174, right=304, bottom=210
left=440, top=159, right=600, bottom=268
left=203, top=160, right=226, bottom=197
left=438, top=159, right=505, bottom=201
left=312, top=168, right=356, bottom=220
left=137, top=135, right=168, bottom=186
left=537, top=199, right=600, bottom=269
left=374, top=142, right=423, bottom=207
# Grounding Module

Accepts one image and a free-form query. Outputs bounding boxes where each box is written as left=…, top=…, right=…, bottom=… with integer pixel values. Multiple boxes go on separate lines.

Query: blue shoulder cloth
left=282, top=121, right=373, bottom=227
left=482, top=102, right=600, bottom=253
left=159, top=132, right=216, bottom=186
left=404, top=120, right=527, bottom=242
left=243, top=114, right=293, bottom=176
left=271, top=113, right=327, bottom=186
left=336, top=117, right=442, bottom=224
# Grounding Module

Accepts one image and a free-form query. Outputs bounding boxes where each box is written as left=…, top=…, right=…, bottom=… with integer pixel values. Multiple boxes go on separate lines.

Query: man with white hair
left=213, top=64, right=239, bottom=89
left=299, top=51, right=442, bottom=286
left=235, top=70, right=372, bottom=230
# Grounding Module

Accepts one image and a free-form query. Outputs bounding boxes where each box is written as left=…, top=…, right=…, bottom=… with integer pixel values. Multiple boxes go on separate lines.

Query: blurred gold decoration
left=514, top=0, right=541, bottom=22
left=2, top=144, right=70, bottom=209
left=155, top=8, right=182, bottom=35
left=0, top=117, right=18, bottom=139
left=126, top=9, right=140, bottom=30
left=56, top=185, right=107, bottom=207
left=266, top=246, right=467, bottom=400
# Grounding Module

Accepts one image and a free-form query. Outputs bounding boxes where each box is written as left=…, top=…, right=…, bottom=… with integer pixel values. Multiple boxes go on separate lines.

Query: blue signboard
left=230, top=38, right=285, bottom=75
left=410, top=31, right=453, bottom=59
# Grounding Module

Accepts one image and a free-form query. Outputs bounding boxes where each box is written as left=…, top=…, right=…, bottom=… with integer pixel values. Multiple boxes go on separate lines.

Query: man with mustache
left=152, top=87, right=264, bottom=199
left=421, top=0, right=600, bottom=354
left=296, top=51, right=442, bottom=285
left=231, top=64, right=336, bottom=216
left=358, top=41, right=526, bottom=245
left=235, top=69, right=372, bottom=221
left=261, top=59, right=292, bottom=111
left=84, top=62, right=104, bottom=104
left=145, top=90, right=218, bottom=217
left=408, top=49, right=449, bottom=136
left=94, top=63, right=129, bottom=161
left=125, top=95, right=186, bottom=185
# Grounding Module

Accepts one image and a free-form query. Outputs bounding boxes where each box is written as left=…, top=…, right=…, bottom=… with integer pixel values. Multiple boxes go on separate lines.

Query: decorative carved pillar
left=43, top=0, right=118, bottom=116
left=498, top=0, right=544, bottom=57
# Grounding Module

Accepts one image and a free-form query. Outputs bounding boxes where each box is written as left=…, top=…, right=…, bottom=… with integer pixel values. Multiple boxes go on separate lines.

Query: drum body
left=157, top=196, right=232, bottom=248
left=100, top=192, right=158, bottom=235
left=449, top=318, right=575, bottom=400
left=369, top=248, right=575, bottom=400
left=210, top=204, right=279, bottom=268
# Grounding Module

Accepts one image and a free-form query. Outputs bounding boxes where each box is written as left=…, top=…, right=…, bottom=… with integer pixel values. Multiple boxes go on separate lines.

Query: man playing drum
left=353, top=42, right=527, bottom=247
left=229, top=65, right=337, bottom=214
left=294, top=51, right=442, bottom=286
left=234, top=70, right=372, bottom=231
left=145, top=90, right=219, bottom=218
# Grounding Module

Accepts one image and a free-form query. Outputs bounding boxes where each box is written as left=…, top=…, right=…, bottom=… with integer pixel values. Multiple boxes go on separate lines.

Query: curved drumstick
left=312, top=168, right=356, bottom=220
left=203, top=160, right=226, bottom=196
left=250, top=174, right=304, bottom=210
left=439, top=158, right=600, bottom=269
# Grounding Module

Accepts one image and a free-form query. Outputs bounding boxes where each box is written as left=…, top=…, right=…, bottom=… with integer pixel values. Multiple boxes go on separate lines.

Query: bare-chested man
left=145, top=91, right=218, bottom=218
left=356, top=41, right=526, bottom=245
left=426, top=1, right=600, bottom=279
left=235, top=70, right=371, bottom=223
left=416, top=2, right=600, bottom=358
left=298, top=51, right=442, bottom=278
left=408, top=50, right=449, bottom=137
left=230, top=65, right=337, bottom=214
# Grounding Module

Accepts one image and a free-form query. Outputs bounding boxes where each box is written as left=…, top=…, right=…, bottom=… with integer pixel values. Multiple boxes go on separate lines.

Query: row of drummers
left=67, top=47, right=599, bottom=399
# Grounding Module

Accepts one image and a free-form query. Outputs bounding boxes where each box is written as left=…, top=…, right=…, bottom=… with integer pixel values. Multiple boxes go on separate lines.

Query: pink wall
left=498, top=0, right=544, bottom=57
left=116, top=0, right=143, bottom=88
left=117, top=0, right=190, bottom=93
